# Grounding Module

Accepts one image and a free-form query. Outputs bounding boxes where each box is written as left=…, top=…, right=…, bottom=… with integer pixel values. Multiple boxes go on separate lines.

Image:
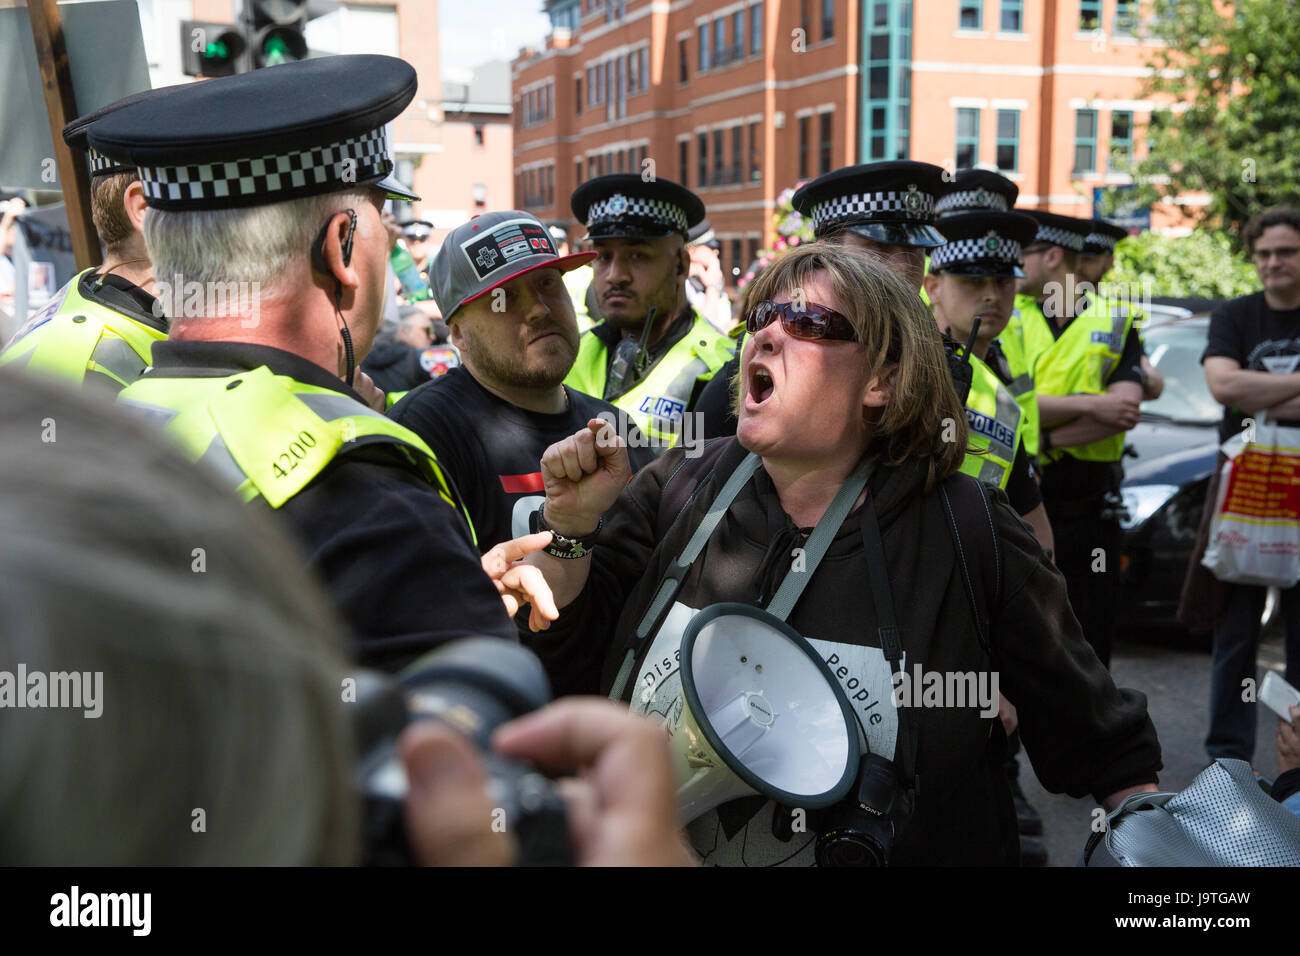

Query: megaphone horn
left=669, top=603, right=862, bottom=823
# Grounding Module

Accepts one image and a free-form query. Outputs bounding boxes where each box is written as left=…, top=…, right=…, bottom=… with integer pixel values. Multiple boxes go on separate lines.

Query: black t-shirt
left=1203, top=291, right=1300, bottom=442
left=389, top=366, right=652, bottom=552
left=144, top=341, right=516, bottom=671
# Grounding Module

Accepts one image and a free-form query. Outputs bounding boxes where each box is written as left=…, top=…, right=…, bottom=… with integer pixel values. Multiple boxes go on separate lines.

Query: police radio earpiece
left=310, top=209, right=359, bottom=385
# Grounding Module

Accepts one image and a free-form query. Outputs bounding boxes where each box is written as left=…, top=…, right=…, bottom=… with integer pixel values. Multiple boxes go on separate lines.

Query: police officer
left=696, top=161, right=951, bottom=438
left=564, top=175, right=734, bottom=454
left=1079, top=219, right=1164, bottom=400
left=1012, top=210, right=1147, bottom=669
left=923, top=210, right=1050, bottom=542
left=92, top=55, right=555, bottom=669
left=0, top=90, right=169, bottom=390
left=401, top=219, right=436, bottom=281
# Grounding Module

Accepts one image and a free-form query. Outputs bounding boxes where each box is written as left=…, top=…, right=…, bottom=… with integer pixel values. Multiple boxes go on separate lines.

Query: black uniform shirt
left=389, top=365, right=652, bottom=552
left=145, top=341, right=517, bottom=670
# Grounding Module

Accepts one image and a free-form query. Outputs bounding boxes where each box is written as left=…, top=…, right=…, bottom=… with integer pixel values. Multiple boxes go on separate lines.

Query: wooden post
left=27, top=0, right=102, bottom=270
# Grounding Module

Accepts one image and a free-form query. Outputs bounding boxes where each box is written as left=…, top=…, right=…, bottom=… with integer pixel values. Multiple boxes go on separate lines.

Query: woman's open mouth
left=746, top=365, right=775, bottom=408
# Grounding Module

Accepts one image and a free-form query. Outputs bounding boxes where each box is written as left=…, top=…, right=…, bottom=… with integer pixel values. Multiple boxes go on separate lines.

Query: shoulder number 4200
left=271, top=431, right=318, bottom=478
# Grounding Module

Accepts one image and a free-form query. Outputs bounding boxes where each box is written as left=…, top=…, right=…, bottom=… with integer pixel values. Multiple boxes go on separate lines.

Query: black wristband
left=531, top=504, right=602, bottom=559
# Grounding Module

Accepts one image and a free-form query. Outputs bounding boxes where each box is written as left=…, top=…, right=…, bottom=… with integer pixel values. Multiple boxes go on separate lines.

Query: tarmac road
left=1017, top=627, right=1288, bottom=867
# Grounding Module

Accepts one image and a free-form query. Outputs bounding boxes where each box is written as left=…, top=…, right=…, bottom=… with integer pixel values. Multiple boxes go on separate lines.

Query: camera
left=353, top=638, right=573, bottom=866
left=813, top=753, right=914, bottom=866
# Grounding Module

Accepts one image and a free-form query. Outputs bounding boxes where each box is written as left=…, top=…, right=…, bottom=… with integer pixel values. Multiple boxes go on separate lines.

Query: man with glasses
left=1199, top=206, right=1300, bottom=765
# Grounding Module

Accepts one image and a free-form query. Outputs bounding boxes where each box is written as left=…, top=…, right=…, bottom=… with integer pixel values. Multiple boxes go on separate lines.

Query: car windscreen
left=1142, top=323, right=1221, bottom=424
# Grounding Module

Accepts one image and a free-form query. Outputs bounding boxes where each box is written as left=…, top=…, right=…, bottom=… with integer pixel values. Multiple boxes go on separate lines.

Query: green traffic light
left=263, top=35, right=291, bottom=66
left=204, top=40, right=230, bottom=61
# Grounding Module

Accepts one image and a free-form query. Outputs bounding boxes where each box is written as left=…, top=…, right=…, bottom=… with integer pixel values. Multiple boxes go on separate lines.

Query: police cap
left=571, top=174, right=705, bottom=241
left=791, top=160, right=949, bottom=248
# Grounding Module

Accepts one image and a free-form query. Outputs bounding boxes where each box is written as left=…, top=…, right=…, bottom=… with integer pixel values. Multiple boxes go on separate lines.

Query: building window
left=866, top=0, right=912, bottom=161
left=730, top=125, right=742, bottom=184
left=639, top=47, right=648, bottom=90
left=575, top=157, right=583, bottom=187
left=1079, top=0, right=1101, bottom=31
left=798, top=115, right=811, bottom=178
left=1114, top=0, right=1136, bottom=35
left=1109, top=110, right=1134, bottom=170
left=712, top=128, right=724, bottom=184
left=959, top=0, right=981, bottom=29
left=575, top=76, right=582, bottom=115
left=818, top=112, right=833, bottom=175
left=799, top=0, right=810, bottom=36
left=679, top=38, right=689, bottom=83
left=714, top=16, right=726, bottom=64
left=473, top=183, right=486, bottom=209
left=749, top=120, right=761, bottom=182
left=995, top=109, right=1018, bottom=172
left=733, top=10, right=745, bottom=60
left=697, top=132, right=708, bottom=187
left=474, top=123, right=485, bottom=146
left=955, top=107, right=979, bottom=168
left=679, top=140, right=689, bottom=182
left=821, top=0, right=834, bottom=40
left=750, top=1, right=763, bottom=54
left=627, top=49, right=637, bottom=93
left=1000, top=0, right=1022, bottom=31
left=1074, top=108, right=1098, bottom=172
left=699, top=22, right=710, bottom=70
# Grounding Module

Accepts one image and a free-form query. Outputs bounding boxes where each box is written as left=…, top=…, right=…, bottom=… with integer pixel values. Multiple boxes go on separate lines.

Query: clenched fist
left=539, top=419, right=631, bottom=535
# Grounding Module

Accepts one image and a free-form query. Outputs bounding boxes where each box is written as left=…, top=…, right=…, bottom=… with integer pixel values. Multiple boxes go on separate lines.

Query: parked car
left=1117, top=315, right=1220, bottom=635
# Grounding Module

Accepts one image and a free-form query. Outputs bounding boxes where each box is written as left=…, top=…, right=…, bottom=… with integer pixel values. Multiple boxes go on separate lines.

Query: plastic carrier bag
left=1201, top=417, right=1300, bottom=588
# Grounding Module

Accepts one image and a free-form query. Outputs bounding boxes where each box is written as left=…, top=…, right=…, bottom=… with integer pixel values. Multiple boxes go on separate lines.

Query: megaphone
left=669, top=603, right=861, bottom=823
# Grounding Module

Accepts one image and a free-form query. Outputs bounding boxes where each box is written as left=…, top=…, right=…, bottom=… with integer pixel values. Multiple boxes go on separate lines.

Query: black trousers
left=1043, top=490, right=1121, bottom=669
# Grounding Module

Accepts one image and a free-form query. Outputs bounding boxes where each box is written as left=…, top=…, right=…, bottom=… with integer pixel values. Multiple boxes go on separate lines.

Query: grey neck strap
left=609, top=452, right=871, bottom=700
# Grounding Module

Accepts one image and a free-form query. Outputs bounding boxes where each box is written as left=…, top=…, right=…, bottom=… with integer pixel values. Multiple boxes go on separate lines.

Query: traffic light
left=180, top=2, right=323, bottom=77
left=248, top=0, right=310, bottom=69
left=180, top=21, right=248, bottom=78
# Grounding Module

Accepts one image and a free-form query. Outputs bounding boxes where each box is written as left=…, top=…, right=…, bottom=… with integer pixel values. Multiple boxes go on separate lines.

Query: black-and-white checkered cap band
left=1085, top=232, right=1118, bottom=252
left=810, top=188, right=935, bottom=232
left=935, top=188, right=1010, bottom=215
left=585, top=193, right=688, bottom=233
left=931, top=232, right=1023, bottom=271
left=1034, top=223, right=1085, bottom=252
left=138, top=126, right=391, bottom=209
left=87, top=147, right=132, bottom=178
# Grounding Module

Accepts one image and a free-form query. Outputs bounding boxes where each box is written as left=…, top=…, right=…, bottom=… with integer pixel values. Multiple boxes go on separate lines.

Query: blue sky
left=440, top=0, right=552, bottom=78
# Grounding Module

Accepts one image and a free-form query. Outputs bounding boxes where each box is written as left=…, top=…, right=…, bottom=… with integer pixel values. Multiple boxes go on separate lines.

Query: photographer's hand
left=400, top=722, right=518, bottom=866
left=494, top=699, right=696, bottom=867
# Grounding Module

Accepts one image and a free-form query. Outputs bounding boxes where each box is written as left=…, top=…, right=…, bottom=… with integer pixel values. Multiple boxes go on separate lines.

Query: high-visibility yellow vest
left=0, top=269, right=165, bottom=389
left=564, top=265, right=597, bottom=334
left=564, top=309, right=734, bottom=452
left=957, top=354, right=1023, bottom=489
left=1016, top=295, right=1136, bottom=464
left=118, top=364, right=474, bottom=541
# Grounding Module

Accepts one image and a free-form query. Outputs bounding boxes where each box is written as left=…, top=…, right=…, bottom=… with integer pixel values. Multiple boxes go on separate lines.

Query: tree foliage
left=1110, top=229, right=1257, bottom=299
left=1125, top=0, right=1300, bottom=245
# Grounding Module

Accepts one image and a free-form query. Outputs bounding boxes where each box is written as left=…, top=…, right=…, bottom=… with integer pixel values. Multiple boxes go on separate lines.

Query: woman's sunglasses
left=745, top=299, right=859, bottom=342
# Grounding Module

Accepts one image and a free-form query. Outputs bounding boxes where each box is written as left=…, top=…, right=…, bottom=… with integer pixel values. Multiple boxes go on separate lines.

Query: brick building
left=512, top=0, right=1179, bottom=285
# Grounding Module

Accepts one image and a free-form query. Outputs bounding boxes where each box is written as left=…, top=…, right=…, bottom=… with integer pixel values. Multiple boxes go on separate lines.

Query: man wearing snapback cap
left=389, top=210, right=650, bottom=552
left=94, top=55, right=556, bottom=669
